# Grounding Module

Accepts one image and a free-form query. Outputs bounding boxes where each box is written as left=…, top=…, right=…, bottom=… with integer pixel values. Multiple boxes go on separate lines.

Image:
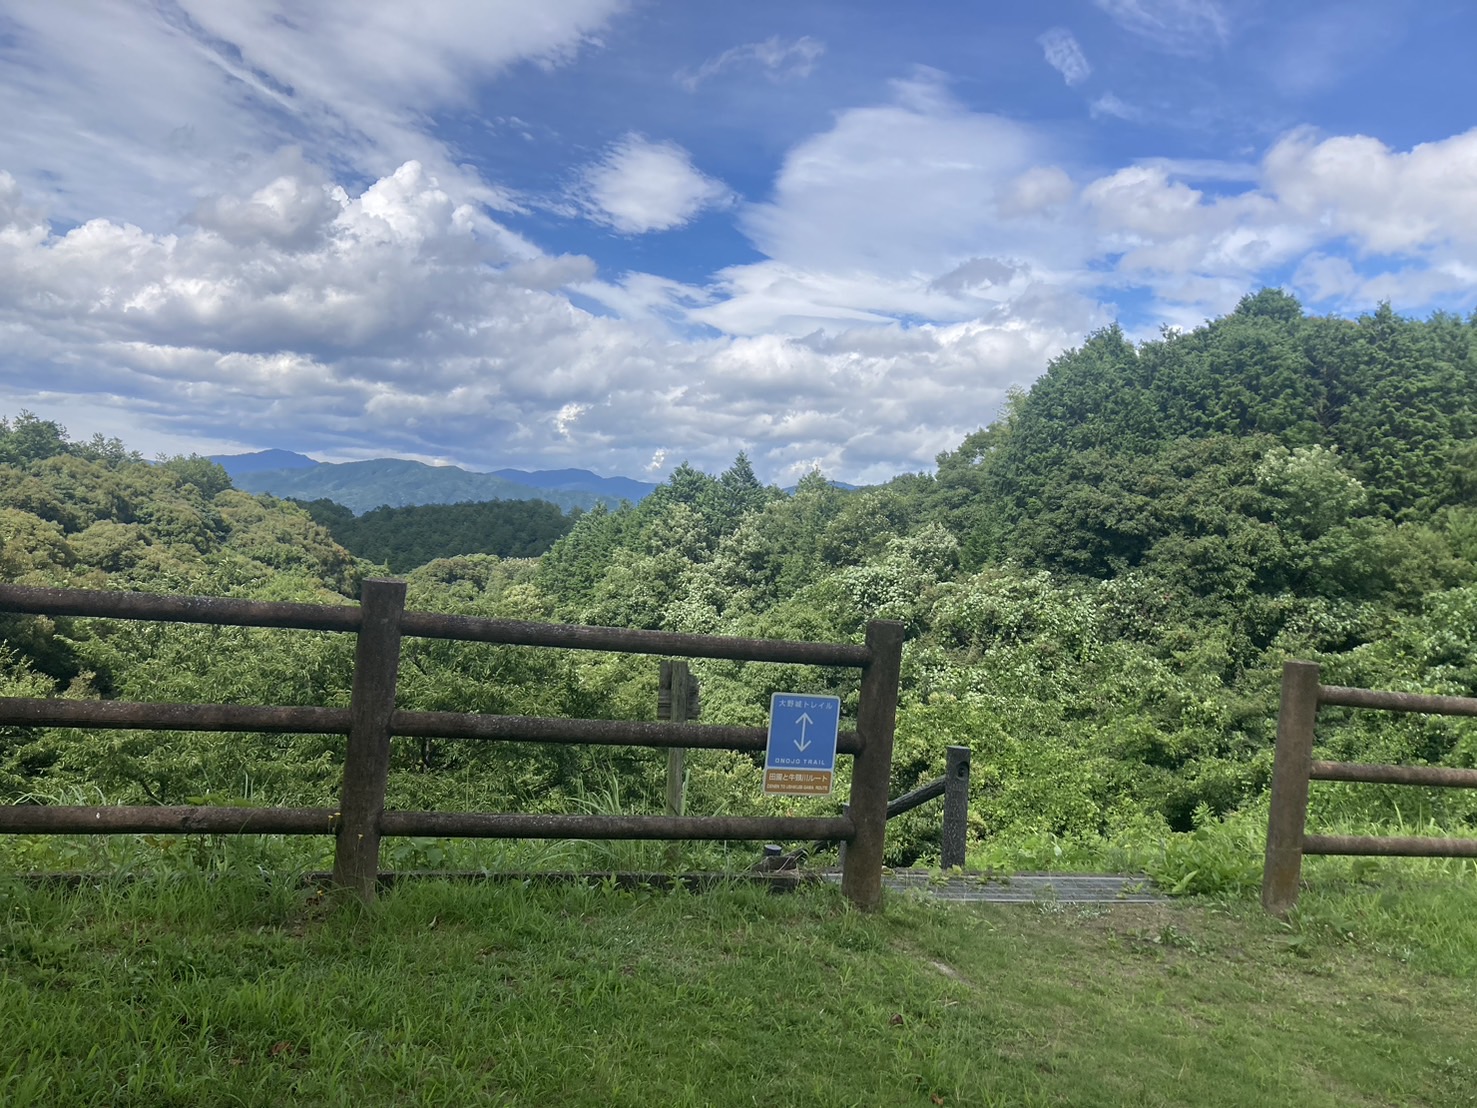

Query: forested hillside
left=525, top=291, right=1477, bottom=854
left=231, top=457, right=618, bottom=514
left=2, top=291, right=1475, bottom=876
left=297, top=497, right=577, bottom=572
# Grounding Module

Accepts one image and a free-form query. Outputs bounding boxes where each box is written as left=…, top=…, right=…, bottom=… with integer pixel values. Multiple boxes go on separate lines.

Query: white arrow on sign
left=794, top=711, right=814, bottom=752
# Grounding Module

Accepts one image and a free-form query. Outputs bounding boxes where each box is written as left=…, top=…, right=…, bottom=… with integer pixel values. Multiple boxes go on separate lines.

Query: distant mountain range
left=210, top=451, right=656, bottom=514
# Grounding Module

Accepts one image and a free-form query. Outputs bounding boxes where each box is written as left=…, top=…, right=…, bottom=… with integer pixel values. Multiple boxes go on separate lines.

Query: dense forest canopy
left=296, top=497, right=578, bottom=572
left=2, top=291, right=1475, bottom=870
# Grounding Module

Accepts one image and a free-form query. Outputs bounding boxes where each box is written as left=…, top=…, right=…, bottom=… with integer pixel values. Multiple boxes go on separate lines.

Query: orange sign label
left=764, top=769, right=834, bottom=796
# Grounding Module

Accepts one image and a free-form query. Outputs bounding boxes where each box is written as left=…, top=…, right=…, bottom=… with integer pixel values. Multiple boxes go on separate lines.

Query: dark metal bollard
left=941, top=745, right=970, bottom=869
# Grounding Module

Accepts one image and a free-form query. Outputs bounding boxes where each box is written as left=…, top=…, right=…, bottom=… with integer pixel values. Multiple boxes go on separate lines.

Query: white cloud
left=1075, top=125, right=1477, bottom=297
left=1089, top=93, right=1142, bottom=122
left=0, top=0, right=622, bottom=227
left=997, top=167, right=1076, bottom=218
left=709, top=70, right=1477, bottom=359
left=1084, top=165, right=1216, bottom=239
left=1290, top=252, right=1363, bottom=302
left=0, top=162, right=1094, bottom=484
left=554, top=403, right=589, bottom=437
left=1133, top=157, right=1259, bottom=183
left=7, top=8, right=1477, bottom=489
left=1038, top=28, right=1091, bottom=86
left=931, top=257, right=1023, bottom=295
left=1263, top=127, right=1477, bottom=253
left=676, top=35, right=825, bottom=91
left=739, top=72, right=1075, bottom=277
left=577, top=134, right=734, bottom=234
left=10, top=108, right=1477, bottom=487
left=691, top=72, right=1098, bottom=350
left=1093, top=0, right=1229, bottom=55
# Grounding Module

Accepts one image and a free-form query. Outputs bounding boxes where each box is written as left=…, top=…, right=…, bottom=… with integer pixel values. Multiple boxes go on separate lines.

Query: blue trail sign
left=763, top=693, right=841, bottom=796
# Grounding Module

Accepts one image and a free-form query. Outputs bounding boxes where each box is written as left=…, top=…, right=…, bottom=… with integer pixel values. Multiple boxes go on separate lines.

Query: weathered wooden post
left=841, top=619, right=904, bottom=910
left=660, top=659, right=696, bottom=868
left=659, top=660, right=695, bottom=817
left=1262, top=660, right=1321, bottom=917
left=333, top=578, right=406, bottom=903
left=941, top=745, right=970, bottom=870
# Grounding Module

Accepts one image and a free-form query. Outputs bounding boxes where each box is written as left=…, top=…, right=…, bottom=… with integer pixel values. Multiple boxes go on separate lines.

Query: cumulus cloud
left=1038, top=28, right=1091, bottom=86
left=186, top=150, right=342, bottom=250
left=716, top=68, right=1477, bottom=352
left=1093, top=0, right=1229, bottom=55
left=676, top=35, right=825, bottom=91
left=699, top=72, right=1097, bottom=341
left=10, top=110, right=1477, bottom=485
left=7, top=5, right=1477, bottom=487
left=0, top=163, right=607, bottom=430
left=1081, top=126, right=1477, bottom=283
left=0, top=162, right=1089, bottom=484
left=577, top=134, right=734, bottom=234
left=1263, top=127, right=1477, bottom=253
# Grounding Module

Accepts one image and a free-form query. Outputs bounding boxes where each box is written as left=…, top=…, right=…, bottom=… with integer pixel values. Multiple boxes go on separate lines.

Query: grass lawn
left=3, top=865, right=1475, bottom=1106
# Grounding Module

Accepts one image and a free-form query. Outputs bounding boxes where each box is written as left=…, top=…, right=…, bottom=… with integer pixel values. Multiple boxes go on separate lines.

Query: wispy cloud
left=1038, top=28, right=1091, bottom=87
left=0, top=0, right=623, bottom=227
left=676, top=35, right=824, bottom=91
left=1093, top=0, right=1229, bottom=55
left=1090, top=93, right=1141, bottom=121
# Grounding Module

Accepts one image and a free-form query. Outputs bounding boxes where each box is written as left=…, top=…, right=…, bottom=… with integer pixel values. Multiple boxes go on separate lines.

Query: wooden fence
left=0, top=580, right=903, bottom=909
left=1262, top=660, right=1477, bottom=915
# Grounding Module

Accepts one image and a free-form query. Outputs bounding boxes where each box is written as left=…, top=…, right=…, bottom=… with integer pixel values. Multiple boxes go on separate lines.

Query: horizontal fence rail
left=886, top=778, right=945, bottom=818
left=1300, top=834, right=1477, bottom=858
left=398, top=609, right=871, bottom=666
left=1309, top=761, right=1477, bottom=789
left=0, top=583, right=365, bottom=631
left=0, top=583, right=870, bottom=665
left=0, top=581, right=903, bottom=910
left=0, top=806, right=340, bottom=835
left=1317, top=684, right=1477, bottom=717
left=1262, top=661, right=1477, bottom=915
left=0, top=698, right=863, bottom=754
left=0, top=806, right=855, bottom=843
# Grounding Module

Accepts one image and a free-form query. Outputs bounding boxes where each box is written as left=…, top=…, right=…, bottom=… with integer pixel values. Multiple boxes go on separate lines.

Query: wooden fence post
left=332, top=578, right=406, bottom=903
left=660, top=660, right=693, bottom=817
left=841, top=619, right=904, bottom=910
left=941, top=745, right=970, bottom=870
left=1262, top=660, right=1321, bottom=917
left=661, top=659, right=693, bottom=869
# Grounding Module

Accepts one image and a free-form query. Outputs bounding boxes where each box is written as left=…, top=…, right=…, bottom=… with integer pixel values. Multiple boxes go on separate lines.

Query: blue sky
left=1, top=0, right=1475, bottom=484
